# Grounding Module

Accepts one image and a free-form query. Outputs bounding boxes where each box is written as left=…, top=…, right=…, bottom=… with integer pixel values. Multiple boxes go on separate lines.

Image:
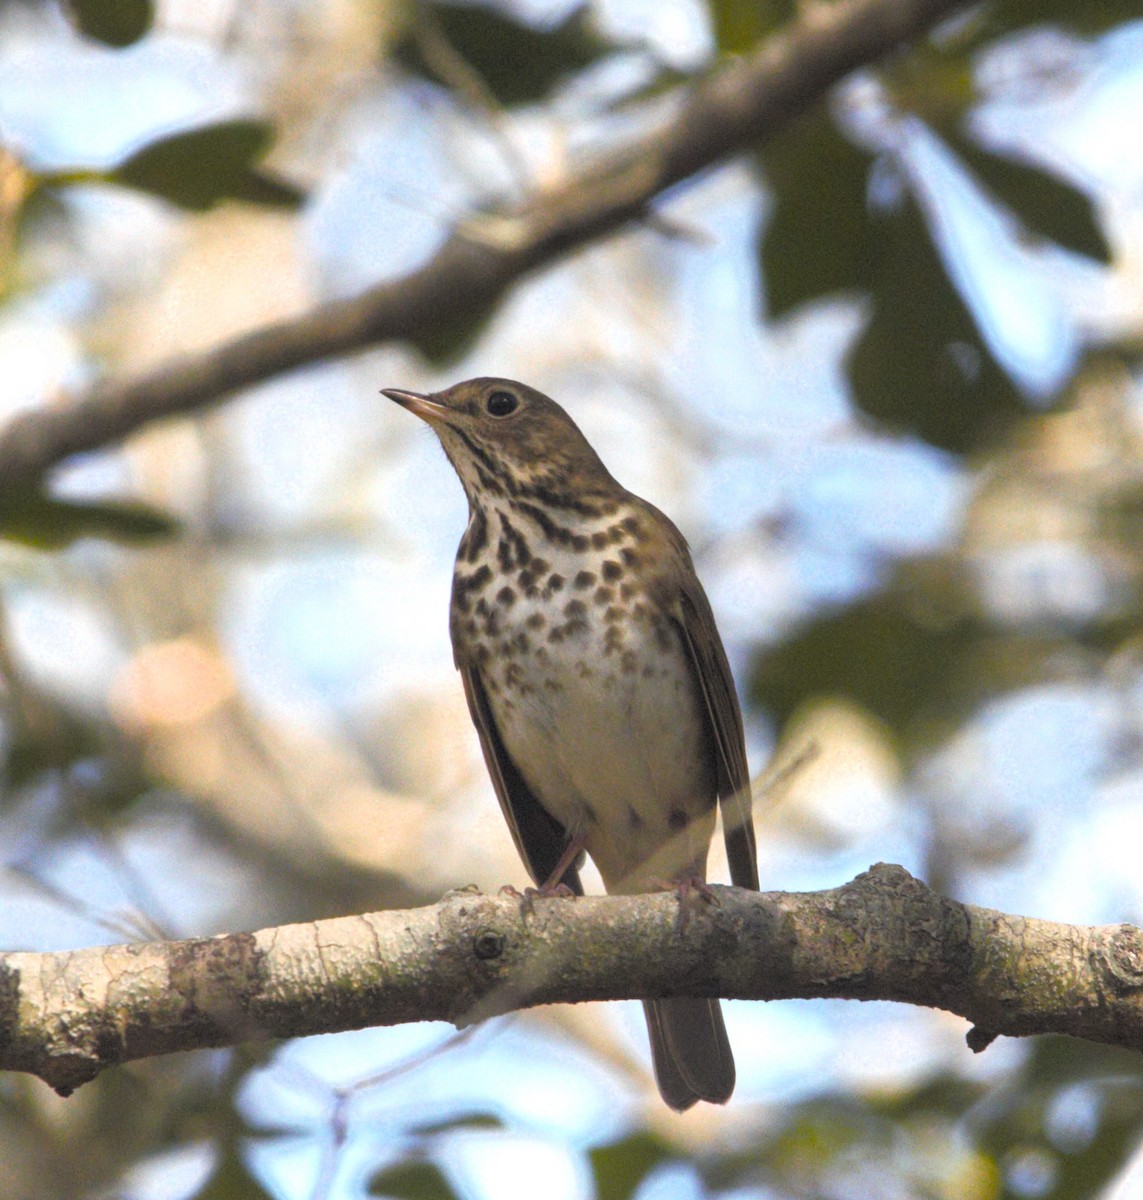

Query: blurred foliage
left=707, top=0, right=794, bottom=54
left=369, top=1160, right=457, bottom=1200
left=759, top=114, right=1034, bottom=452
left=757, top=1, right=1119, bottom=454
left=972, top=1039, right=1143, bottom=1200
left=2, top=117, right=301, bottom=300
left=747, top=563, right=1091, bottom=749
left=943, top=131, right=1109, bottom=264
left=758, top=103, right=1108, bottom=451
left=987, top=0, right=1143, bottom=35
left=195, top=1147, right=276, bottom=1200
left=589, top=1131, right=674, bottom=1200
left=109, top=120, right=305, bottom=212
left=756, top=108, right=876, bottom=318
left=394, top=1, right=613, bottom=107
left=62, top=0, right=152, bottom=46
left=844, top=189, right=1033, bottom=452
left=0, top=492, right=178, bottom=549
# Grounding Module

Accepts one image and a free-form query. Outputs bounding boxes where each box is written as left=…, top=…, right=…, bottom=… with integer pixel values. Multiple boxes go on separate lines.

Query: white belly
left=482, top=567, right=717, bottom=893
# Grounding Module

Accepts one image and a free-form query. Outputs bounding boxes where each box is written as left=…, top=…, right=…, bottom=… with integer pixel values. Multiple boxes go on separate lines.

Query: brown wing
left=459, top=665, right=583, bottom=895
left=672, top=584, right=759, bottom=891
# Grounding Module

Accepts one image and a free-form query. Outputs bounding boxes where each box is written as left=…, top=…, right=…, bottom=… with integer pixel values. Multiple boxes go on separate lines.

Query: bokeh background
left=4, top=0, right=1143, bottom=1197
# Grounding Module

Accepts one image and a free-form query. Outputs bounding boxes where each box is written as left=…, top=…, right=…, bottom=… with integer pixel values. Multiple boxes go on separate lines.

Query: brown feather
left=636, top=497, right=758, bottom=892
left=673, top=585, right=758, bottom=890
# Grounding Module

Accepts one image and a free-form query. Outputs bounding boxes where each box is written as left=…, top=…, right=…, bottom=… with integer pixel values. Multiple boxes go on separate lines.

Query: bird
left=383, top=376, right=757, bottom=1110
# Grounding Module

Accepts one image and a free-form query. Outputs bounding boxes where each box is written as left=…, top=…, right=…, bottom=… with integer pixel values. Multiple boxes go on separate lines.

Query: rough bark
left=2, top=864, right=1141, bottom=1096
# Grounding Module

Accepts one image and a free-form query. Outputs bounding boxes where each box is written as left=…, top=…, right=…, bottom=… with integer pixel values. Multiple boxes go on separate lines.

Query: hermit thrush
left=384, top=377, right=758, bottom=1110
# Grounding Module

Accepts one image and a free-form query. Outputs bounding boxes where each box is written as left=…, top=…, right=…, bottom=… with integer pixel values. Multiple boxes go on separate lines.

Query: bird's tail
left=642, top=998, right=735, bottom=1111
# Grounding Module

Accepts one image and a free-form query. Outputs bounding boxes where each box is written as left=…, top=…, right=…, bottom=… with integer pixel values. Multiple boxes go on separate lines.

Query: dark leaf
left=847, top=192, right=1030, bottom=453
left=65, top=0, right=153, bottom=46
left=985, top=0, right=1143, bottom=36
left=607, top=64, right=693, bottom=109
left=406, top=1111, right=504, bottom=1135
left=4, top=717, right=103, bottom=795
left=395, top=2, right=612, bottom=107
left=112, top=120, right=305, bottom=211
left=369, top=1160, right=458, bottom=1200
left=757, top=107, right=877, bottom=318
left=868, top=1074, right=989, bottom=1120
left=192, top=1145, right=276, bottom=1200
left=707, top=0, right=795, bottom=55
left=406, top=297, right=499, bottom=367
left=588, top=1132, right=674, bottom=1200
left=761, top=88, right=1098, bottom=450
left=0, top=493, right=179, bottom=548
left=1024, top=1037, right=1143, bottom=1089
left=748, top=566, right=1080, bottom=749
left=886, top=33, right=1110, bottom=266
left=946, top=130, right=1110, bottom=263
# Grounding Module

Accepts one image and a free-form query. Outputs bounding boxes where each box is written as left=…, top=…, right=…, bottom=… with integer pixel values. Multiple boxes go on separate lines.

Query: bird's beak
left=382, top=387, right=449, bottom=425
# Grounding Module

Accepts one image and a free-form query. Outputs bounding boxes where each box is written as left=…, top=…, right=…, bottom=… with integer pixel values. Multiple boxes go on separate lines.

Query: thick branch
left=2, top=864, right=1142, bottom=1096
left=0, top=0, right=973, bottom=488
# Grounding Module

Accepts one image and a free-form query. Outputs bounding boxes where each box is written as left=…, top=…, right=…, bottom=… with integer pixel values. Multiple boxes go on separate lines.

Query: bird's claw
left=499, top=881, right=576, bottom=916
left=652, top=875, right=718, bottom=933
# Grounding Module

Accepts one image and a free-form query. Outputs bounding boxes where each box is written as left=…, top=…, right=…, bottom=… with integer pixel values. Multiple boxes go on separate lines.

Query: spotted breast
left=450, top=501, right=718, bottom=894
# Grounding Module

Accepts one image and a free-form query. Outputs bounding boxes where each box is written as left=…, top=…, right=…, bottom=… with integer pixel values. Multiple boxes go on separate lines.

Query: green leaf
left=847, top=191, right=1030, bottom=453
left=984, top=0, right=1143, bottom=37
left=0, top=493, right=179, bottom=549
left=588, top=1132, right=674, bottom=1200
left=3, top=714, right=103, bottom=796
left=406, top=1111, right=504, bottom=1136
left=406, top=293, right=499, bottom=367
left=65, top=0, right=153, bottom=46
left=1023, top=1037, right=1143, bottom=1089
left=868, top=1074, right=989, bottom=1121
left=760, top=111, right=1047, bottom=451
left=112, top=120, right=305, bottom=212
left=706, top=0, right=795, bottom=55
left=945, top=131, right=1110, bottom=263
left=748, top=568, right=1077, bottom=750
left=394, top=2, right=613, bottom=108
left=192, top=1146, right=276, bottom=1200
left=757, top=108, right=877, bottom=318
left=369, top=1160, right=458, bottom=1200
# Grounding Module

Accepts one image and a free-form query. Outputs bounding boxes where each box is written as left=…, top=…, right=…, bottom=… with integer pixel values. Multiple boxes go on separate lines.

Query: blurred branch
left=4, top=863, right=1143, bottom=1096
left=412, top=5, right=532, bottom=192
left=0, top=0, right=972, bottom=489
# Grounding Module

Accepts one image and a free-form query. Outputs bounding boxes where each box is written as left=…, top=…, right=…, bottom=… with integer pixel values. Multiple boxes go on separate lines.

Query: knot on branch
left=1104, top=924, right=1143, bottom=991
left=854, top=862, right=924, bottom=891
left=473, top=929, right=506, bottom=961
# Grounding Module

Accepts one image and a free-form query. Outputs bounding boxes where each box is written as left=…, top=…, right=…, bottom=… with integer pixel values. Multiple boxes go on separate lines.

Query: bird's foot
left=653, top=875, right=718, bottom=933
left=499, top=881, right=577, bottom=916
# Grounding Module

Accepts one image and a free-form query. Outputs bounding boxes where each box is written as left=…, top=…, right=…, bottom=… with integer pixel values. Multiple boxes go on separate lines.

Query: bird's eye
left=486, top=390, right=518, bottom=417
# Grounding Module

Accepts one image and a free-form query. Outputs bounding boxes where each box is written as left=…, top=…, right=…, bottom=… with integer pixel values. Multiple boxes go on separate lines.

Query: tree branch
left=0, top=0, right=973, bottom=489
left=3, top=864, right=1142, bottom=1096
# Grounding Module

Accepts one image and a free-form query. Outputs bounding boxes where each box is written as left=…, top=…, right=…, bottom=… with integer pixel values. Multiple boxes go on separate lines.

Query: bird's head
left=383, top=377, right=616, bottom=507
